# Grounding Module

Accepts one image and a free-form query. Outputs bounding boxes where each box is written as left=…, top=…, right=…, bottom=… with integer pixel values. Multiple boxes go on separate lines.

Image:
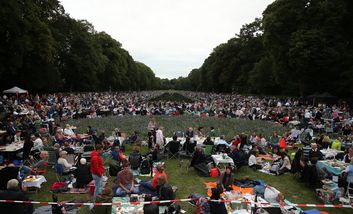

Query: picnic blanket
left=257, top=162, right=276, bottom=176
left=204, top=182, right=225, bottom=197
left=204, top=182, right=253, bottom=196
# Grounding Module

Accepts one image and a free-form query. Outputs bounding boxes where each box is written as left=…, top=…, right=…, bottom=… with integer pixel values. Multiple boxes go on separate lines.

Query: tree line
left=0, top=0, right=162, bottom=93
left=168, top=0, right=353, bottom=98
left=1, top=0, right=352, bottom=97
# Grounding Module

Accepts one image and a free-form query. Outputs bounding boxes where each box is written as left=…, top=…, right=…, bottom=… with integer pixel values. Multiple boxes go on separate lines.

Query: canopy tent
left=3, top=86, right=28, bottom=94
left=308, top=92, right=338, bottom=106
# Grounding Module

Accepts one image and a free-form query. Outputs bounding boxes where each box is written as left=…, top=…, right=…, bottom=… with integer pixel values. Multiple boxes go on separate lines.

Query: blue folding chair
left=54, top=163, right=64, bottom=181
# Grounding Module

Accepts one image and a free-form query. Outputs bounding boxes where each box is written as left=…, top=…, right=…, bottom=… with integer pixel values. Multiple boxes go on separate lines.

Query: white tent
left=3, top=86, right=28, bottom=94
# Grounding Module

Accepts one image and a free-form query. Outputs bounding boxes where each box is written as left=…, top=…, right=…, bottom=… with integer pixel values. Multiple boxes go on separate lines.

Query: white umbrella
left=3, top=86, right=28, bottom=94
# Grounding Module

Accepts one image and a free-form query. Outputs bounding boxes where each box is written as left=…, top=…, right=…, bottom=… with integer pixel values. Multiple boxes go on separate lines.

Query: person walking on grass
left=90, top=144, right=105, bottom=202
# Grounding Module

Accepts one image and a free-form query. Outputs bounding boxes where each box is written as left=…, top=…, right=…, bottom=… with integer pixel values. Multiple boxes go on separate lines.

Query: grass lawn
left=28, top=116, right=351, bottom=213
left=65, top=115, right=286, bottom=139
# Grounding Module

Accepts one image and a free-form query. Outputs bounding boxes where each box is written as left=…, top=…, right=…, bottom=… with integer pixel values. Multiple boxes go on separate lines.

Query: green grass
left=65, top=115, right=286, bottom=139
left=27, top=116, right=351, bottom=213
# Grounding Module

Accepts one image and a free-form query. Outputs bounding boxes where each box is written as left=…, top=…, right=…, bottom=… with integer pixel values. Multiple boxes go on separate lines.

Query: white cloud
left=60, top=0, right=274, bottom=79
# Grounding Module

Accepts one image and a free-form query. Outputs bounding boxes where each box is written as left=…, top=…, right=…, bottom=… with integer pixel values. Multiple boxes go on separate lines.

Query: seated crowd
left=1, top=91, right=352, bottom=127
left=0, top=91, right=353, bottom=213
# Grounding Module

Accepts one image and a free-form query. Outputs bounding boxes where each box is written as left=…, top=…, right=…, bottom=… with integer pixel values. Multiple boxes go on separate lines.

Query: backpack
left=188, top=194, right=210, bottom=214
left=196, top=198, right=211, bottom=214
left=194, top=162, right=210, bottom=177
left=140, top=159, right=151, bottom=175
left=51, top=182, right=66, bottom=190
left=209, top=167, right=220, bottom=178
left=51, top=182, right=68, bottom=193
left=129, top=153, right=141, bottom=170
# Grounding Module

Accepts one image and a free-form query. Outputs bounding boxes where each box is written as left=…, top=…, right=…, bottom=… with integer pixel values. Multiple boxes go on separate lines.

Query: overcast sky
left=60, top=0, right=274, bottom=79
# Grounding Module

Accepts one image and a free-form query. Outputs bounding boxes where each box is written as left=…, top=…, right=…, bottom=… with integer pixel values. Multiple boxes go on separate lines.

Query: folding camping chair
left=47, top=150, right=57, bottom=165
left=185, top=140, right=196, bottom=154
left=31, top=162, right=49, bottom=175
left=66, top=154, right=76, bottom=166
left=54, top=163, right=64, bottom=181
left=167, top=140, right=181, bottom=160
left=54, top=162, right=73, bottom=182
left=167, top=149, right=180, bottom=160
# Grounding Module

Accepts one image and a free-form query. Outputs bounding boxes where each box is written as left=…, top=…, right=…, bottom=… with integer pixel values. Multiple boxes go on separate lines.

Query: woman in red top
left=140, top=163, right=167, bottom=195
left=231, top=135, right=241, bottom=149
left=279, top=135, right=287, bottom=151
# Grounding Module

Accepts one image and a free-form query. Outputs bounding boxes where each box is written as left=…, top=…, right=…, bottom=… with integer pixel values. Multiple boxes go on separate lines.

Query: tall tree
left=0, top=0, right=160, bottom=93
left=263, top=0, right=353, bottom=96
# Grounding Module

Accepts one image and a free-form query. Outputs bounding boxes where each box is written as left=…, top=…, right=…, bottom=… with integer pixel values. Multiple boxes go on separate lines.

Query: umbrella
left=3, top=86, right=28, bottom=94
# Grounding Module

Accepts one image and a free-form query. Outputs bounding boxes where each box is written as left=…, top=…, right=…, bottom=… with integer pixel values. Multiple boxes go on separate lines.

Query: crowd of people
left=0, top=91, right=353, bottom=213
left=1, top=91, right=352, bottom=125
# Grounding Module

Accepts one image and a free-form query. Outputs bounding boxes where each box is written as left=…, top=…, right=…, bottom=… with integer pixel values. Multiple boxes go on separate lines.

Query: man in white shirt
left=289, top=128, right=301, bottom=141
left=63, top=124, right=80, bottom=141
left=215, top=135, right=231, bottom=147
left=249, top=132, right=257, bottom=145
left=13, top=130, right=22, bottom=142
left=63, top=124, right=75, bottom=137
left=248, top=150, right=262, bottom=169
left=31, top=134, right=43, bottom=151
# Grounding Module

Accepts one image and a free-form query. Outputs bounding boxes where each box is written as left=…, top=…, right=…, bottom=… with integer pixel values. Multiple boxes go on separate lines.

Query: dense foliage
left=1, top=0, right=352, bottom=97
left=170, top=0, right=353, bottom=97
left=0, top=0, right=161, bottom=92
